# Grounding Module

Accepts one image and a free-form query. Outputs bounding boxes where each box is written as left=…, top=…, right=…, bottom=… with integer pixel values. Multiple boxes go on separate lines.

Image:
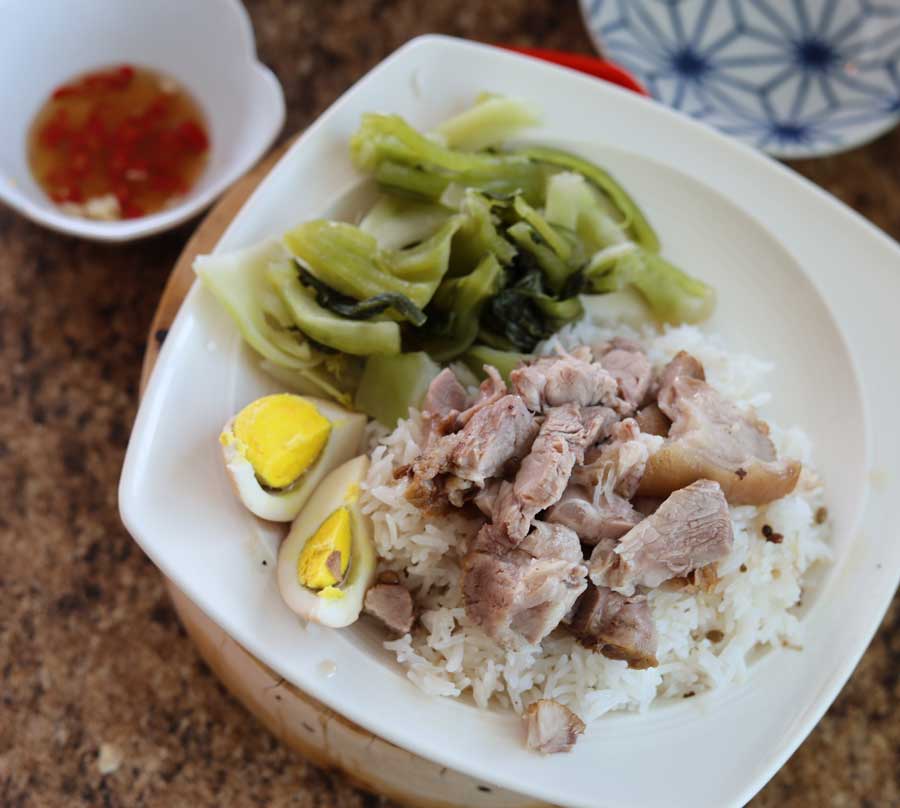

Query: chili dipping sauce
left=28, top=64, right=210, bottom=221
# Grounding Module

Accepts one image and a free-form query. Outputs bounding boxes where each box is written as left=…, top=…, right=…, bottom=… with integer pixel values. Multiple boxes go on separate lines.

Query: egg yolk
left=297, top=507, right=351, bottom=591
left=228, top=394, right=331, bottom=489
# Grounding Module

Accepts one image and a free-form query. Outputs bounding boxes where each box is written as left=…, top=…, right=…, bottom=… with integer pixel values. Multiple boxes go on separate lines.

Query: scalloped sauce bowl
left=121, top=37, right=900, bottom=808
left=0, top=0, right=284, bottom=241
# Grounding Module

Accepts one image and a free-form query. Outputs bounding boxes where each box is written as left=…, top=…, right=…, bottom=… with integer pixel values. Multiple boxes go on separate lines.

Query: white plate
left=119, top=36, right=900, bottom=808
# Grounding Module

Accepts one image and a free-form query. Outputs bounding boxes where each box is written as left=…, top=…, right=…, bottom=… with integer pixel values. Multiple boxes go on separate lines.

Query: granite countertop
left=2, top=1, right=898, bottom=805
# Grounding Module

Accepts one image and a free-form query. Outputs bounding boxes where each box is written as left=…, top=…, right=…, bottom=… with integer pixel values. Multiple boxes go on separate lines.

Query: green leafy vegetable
left=200, top=97, right=717, bottom=414
left=545, top=171, right=629, bottom=251
left=284, top=217, right=460, bottom=309
left=463, top=345, right=526, bottom=383
left=194, top=240, right=311, bottom=367
left=580, top=289, right=654, bottom=329
left=268, top=261, right=402, bottom=356
left=355, top=351, right=441, bottom=426
left=194, top=241, right=355, bottom=404
left=519, top=146, right=659, bottom=251
left=419, top=254, right=504, bottom=361
left=435, top=95, right=539, bottom=151
left=449, top=190, right=517, bottom=274
left=512, top=195, right=571, bottom=260
left=351, top=113, right=545, bottom=203
left=374, top=161, right=451, bottom=199
left=585, top=246, right=715, bottom=324
left=384, top=218, right=461, bottom=282
left=296, top=264, right=426, bottom=326
left=482, top=259, right=583, bottom=352
left=359, top=194, right=451, bottom=249
left=506, top=221, right=577, bottom=293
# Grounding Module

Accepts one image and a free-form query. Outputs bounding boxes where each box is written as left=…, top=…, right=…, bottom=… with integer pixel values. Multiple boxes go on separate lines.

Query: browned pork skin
left=635, top=402, right=670, bottom=437
left=571, top=584, right=658, bottom=669
left=639, top=353, right=801, bottom=505
left=463, top=522, right=587, bottom=645
left=524, top=699, right=585, bottom=754
left=591, top=479, right=733, bottom=595
left=364, top=582, right=415, bottom=635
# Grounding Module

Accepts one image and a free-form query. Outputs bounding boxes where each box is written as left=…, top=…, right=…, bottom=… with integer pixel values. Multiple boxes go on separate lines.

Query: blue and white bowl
left=580, top=0, right=900, bottom=158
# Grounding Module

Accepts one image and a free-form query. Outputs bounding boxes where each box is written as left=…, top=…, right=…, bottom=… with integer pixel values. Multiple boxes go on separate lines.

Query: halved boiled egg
left=220, top=394, right=366, bottom=522
left=277, top=455, right=376, bottom=627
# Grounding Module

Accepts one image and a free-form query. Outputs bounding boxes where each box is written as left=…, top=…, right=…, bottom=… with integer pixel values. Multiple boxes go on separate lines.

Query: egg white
left=222, top=396, right=366, bottom=522
left=277, top=455, right=376, bottom=627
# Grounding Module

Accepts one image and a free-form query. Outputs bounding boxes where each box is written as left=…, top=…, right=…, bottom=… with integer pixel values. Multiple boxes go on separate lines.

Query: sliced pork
left=473, top=479, right=502, bottom=518
left=452, top=394, right=538, bottom=484
left=406, top=393, right=538, bottom=508
left=591, top=479, right=733, bottom=595
left=657, top=350, right=705, bottom=399
left=573, top=419, right=650, bottom=500
left=364, top=582, right=415, bottom=635
left=494, top=404, right=591, bottom=541
left=570, top=584, right=658, bottom=669
left=510, top=352, right=617, bottom=413
left=457, top=365, right=507, bottom=427
left=546, top=484, right=642, bottom=544
left=596, top=338, right=653, bottom=414
left=463, top=521, right=587, bottom=645
left=523, top=699, right=585, bottom=754
left=640, top=360, right=801, bottom=504
left=421, top=368, right=468, bottom=443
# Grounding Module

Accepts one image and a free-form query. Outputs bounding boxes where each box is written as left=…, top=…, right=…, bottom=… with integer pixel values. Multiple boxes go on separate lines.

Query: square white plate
left=120, top=36, right=900, bottom=808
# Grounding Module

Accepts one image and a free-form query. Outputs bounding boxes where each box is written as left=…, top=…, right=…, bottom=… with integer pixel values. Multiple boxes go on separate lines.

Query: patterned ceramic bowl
left=580, top=0, right=900, bottom=157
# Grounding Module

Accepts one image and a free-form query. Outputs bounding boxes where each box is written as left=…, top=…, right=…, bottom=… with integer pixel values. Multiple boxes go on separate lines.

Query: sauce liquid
left=28, top=64, right=210, bottom=220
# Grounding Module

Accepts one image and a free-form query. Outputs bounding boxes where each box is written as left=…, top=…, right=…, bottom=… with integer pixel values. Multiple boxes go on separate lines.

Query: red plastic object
left=497, top=45, right=648, bottom=96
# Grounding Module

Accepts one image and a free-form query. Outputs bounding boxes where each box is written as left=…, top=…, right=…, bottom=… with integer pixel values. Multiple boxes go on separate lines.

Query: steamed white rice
left=358, top=323, right=831, bottom=723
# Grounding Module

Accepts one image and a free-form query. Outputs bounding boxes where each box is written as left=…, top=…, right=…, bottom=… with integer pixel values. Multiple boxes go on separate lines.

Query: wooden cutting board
left=138, top=141, right=548, bottom=808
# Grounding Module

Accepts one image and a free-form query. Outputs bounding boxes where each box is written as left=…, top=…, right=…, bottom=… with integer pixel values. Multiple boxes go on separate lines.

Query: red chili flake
left=174, top=120, right=209, bottom=153
left=70, top=150, right=90, bottom=176
left=114, top=64, right=135, bottom=88
left=51, top=84, right=78, bottom=101
left=121, top=201, right=144, bottom=219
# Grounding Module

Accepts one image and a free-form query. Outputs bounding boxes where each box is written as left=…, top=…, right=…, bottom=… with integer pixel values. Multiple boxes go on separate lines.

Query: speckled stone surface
left=1, top=1, right=898, bottom=806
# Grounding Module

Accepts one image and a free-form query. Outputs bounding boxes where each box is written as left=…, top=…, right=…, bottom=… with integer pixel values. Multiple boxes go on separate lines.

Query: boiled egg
left=220, top=394, right=366, bottom=522
left=277, top=455, right=376, bottom=627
